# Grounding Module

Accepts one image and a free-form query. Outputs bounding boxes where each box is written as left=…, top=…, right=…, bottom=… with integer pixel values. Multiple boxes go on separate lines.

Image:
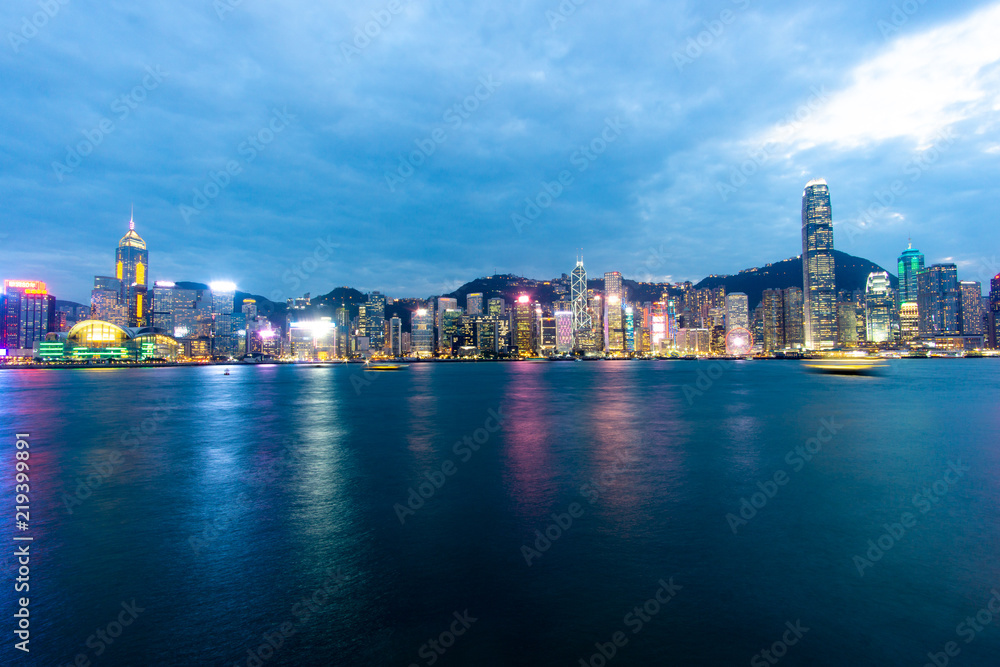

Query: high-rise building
left=466, top=293, right=483, bottom=316
left=782, top=287, right=804, bottom=348
left=554, top=311, right=574, bottom=353
left=762, top=289, right=785, bottom=352
left=366, top=291, right=386, bottom=350
left=571, top=258, right=592, bottom=339
left=604, top=271, right=623, bottom=302
left=539, top=316, right=556, bottom=353
left=897, top=241, right=925, bottom=306
left=209, top=281, right=237, bottom=357
left=91, top=276, right=127, bottom=327
left=436, top=297, right=458, bottom=352
left=917, top=264, right=960, bottom=337
left=390, top=316, right=402, bottom=357
left=865, top=272, right=893, bottom=343
left=958, top=281, right=984, bottom=336
left=487, top=297, right=505, bottom=318
left=989, top=275, right=1000, bottom=349
left=725, top=292, right=749, bottom=332
left=151, top=280, right=178, bottom=332
left=2, top=280, right=55, bottom=351
left=411, top=308, right=434, bottom=356
left=837, top=300, right=858, bottom=347
left=514, top=295, right=534, bottom=356
left=115, top=212, right=150, bottom=327
left=440, top=308, right=462, bottom=355
left=801, top=179, right=837, bottom=349
left=604, top=294, right=625, bottom=353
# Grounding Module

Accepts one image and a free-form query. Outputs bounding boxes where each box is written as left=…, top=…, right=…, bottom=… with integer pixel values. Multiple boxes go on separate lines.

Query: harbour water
left=1, top=360, right=999, bottom=665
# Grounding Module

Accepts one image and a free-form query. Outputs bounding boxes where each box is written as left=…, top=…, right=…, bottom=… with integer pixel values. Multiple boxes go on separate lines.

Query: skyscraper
left=487, top=297, right=505, bottom=318
left=725, top=292, right=749, bottom=331
left=366, top=291, right=386, bottom=349
left=917, top=264, right=960, bottom=337
left=781, top=287, right=804, bottom=349
left=514, top=295, right=533, bottom=356
left=2, top=280, right=55, bottom=351
left=554, top=311, right=574, bottom=353
left=801, top=179, right=837, bottom=349
left=411, top=308, right=434, bottom=357
left=466, top=293, right=483, bottom=316
left=958, top=281, right=984, bottom=336
left=390, top=316, right=402, bottom=357
left=436, top=297, right=458, bottom=353
left=989, top=275, right=1000, bottom=349
left=115, top=211, right=150, bottom=327
left=897, top=241, right=925, bottom=306
left=604, top=271, right=623, bottom=302
left=91, top=276, right=127, bottom=327
left=210, top=281, right=237, bottom=357
left=865, top=272, right=893, bottom=343
left=571, top=258, right=592, bottom=336
left=762, top=289, right=785, bottom=352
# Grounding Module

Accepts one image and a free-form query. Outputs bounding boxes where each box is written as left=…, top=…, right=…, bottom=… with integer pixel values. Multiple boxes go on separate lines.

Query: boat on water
left=364, top=363, right=408, bottom=371
left=803, top=357, right=887, bottom=376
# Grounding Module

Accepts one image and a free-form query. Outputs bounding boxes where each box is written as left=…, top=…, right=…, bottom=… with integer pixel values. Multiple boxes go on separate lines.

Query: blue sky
left=2, top=0, right=999, bottom=303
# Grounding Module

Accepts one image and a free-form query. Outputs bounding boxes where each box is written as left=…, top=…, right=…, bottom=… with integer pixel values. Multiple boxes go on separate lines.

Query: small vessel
left=804, top=357, right=886, bottom=376
left=223, top=369, right=230, bottom=375
left=364, top=363, right=408, bottom=371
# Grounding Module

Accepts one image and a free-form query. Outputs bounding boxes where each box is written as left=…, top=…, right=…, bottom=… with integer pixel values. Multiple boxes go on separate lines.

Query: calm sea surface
left=1, top=360, right=999, bottom=666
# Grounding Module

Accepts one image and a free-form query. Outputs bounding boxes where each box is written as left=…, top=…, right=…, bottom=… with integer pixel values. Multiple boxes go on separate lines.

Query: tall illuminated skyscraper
left=725, top=292, right=749, bottom=331
left=604, top=271, right=623, bottom=302
left=917, top=264, right=960, bottom=336
left=865, top=272, right=893, bottom=343
left=781, top=287, right=804, bottom=348
left=2, top=280, right=55, bottom=351
left=801, top=179, right=837, bottom=349
left=762, top=289, right=785, bottom=352
left=115, top=211, right=150, bottom=327
left=466, top=293, right=483, bottom=316
left=989, top=275, right=1000, bottom=349
left=897, top=241, right=925, bottom=305
left=366, top=291, right=386, bottom=349
left=571, top=258, right=592, bottom=335
left=514, top=295, right=533, bottom=356
left=411, top=308, right=434, bottom=357
left=958, top=281, right=984, bottom=336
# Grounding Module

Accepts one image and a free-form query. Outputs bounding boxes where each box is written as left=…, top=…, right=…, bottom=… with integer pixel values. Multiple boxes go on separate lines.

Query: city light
left=209, top=281, right=237, bottom=292
left=517, top=295, right=529, bottom=304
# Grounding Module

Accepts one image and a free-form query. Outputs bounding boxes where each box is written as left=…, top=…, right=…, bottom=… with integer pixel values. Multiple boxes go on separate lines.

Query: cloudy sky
left=2, top=0, right=999, bottom=303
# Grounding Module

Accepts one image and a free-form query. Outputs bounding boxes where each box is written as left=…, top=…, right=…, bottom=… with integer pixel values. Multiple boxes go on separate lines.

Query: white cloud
left=754, top=2, right=1000, bottom=152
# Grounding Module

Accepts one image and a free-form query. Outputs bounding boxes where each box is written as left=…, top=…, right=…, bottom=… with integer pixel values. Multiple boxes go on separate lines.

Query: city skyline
left=3, top=1, right=1000, bottom=302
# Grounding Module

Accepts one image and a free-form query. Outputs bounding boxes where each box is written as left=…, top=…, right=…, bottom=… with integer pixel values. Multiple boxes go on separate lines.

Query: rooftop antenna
left=129, top=203, right=135, bottom=231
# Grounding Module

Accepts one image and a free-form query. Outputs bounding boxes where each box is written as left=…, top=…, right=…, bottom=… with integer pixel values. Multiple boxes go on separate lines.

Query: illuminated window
left=116, top=260, right=123, bottom=280
left=137, top=294, right=143, bottom=318
left=136, top=262, right=145, bottom=284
